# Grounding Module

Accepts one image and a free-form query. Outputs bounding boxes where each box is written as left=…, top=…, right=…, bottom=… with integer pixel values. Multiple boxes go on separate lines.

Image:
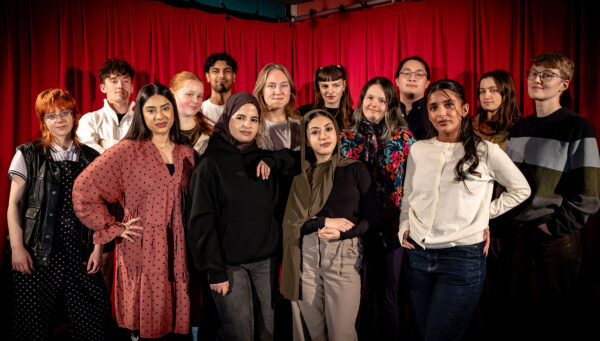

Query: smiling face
left=142, top=95, right=175, bottom=137
left=43, top=106, right=74, bottom=140
left=527, top=64, right=569, bottom=103
left=362, top=84, right=387, bottom=124
left=395, top=59, right=430, bottom=100
left=229, top=103, right=260, bottom=143
left=318, top=79, right=345, bottom=108
left=427, top=89, right=469, bottom=142
left=173, top=79, right=204, bottom=118
left=478, top=77, right=503, bottom=115
left=263, top=69, right=291, bottom=111
left=306, top=114, right=337, bottom=163
left=205, top=60, right=236, bottom=94
left=101, top=73, right=133, bottom=105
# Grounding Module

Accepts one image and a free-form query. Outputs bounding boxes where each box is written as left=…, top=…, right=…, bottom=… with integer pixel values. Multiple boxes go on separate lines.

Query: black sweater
left=186, top=134, right=294, bottom=284
left=300, top=162, right=381, bottom=239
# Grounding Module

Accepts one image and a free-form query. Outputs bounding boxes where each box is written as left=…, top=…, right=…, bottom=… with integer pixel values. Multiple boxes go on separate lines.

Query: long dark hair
left=125, top=83, right=184, bottom=144
left=426, top=79, right=481, bottom=182
left=351, top=77, right=407, bottom=139
left=312, top=65, right=354, bottom=128
left=475, top=70, right=521, bottom=132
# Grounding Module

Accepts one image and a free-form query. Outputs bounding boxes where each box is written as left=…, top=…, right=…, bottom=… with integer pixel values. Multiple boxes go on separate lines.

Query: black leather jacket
left=17, top=140, right=99, bottom=266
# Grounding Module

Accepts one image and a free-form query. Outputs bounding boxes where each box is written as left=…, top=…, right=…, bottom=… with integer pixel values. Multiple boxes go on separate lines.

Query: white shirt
left=76, top=99, right=135, bottom=153
left=8, top=141, right=79, bottom=181
left=399, top=138, right=531, bottom=249
left=201, top=99, right=225, bottom=126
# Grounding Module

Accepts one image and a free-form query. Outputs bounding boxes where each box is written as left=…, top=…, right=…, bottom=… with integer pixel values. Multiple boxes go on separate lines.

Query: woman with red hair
left=6, top=88, right=111, bottom=340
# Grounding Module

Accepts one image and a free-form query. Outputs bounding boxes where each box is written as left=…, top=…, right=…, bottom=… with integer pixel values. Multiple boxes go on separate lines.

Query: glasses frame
left=398, top=71, right=428, bottom=80
left=43, top=110, right=73, bottom=122
left=526, top=70, right=566, bottom=82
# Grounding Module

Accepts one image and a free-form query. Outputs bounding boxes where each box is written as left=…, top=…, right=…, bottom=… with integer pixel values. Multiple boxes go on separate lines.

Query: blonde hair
left=531, top=52, right=575, bottom=81
left=252, top=63, right=300, bottom=119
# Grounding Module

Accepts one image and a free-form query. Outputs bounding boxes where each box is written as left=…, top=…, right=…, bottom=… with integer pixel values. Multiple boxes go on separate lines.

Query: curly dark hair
left=98, top=58, right=134, bottom=84
left=204, top=52, right=238, bottom=74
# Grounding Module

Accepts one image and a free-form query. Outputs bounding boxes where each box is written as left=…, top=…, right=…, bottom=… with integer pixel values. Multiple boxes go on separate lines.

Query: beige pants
left=292, top=232, right=362, bottom=341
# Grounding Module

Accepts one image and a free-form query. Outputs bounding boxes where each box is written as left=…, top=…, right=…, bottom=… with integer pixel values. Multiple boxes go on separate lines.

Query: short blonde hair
left=531, top=52, right=574, bottom=80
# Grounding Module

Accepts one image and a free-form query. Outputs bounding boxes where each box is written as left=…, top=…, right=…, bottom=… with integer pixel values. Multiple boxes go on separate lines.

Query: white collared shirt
left=76, top=99, right=135, bottom=153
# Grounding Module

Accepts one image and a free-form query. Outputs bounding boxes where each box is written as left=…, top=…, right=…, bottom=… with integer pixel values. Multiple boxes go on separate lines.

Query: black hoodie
left=186, top=133, right=294, bottom=284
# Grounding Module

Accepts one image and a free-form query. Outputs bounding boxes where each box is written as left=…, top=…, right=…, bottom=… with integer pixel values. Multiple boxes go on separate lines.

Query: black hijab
left=213, top=92, right=261, bottom=150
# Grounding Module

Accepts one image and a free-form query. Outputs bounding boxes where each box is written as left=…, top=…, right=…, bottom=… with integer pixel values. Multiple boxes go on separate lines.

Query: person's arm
left=6, top=176, right=34, bottom=274
left=72, top=143, right=128, bottom=244
left=185, top=160, right=227, bottom=285
left=398, top=153, right=415, bottom=248
left=76, top=113, right=106, bottom=154
left=261, top=149, right=299, bottom=177
left=487, top=143, right=531, bottom=219
left=338, top=163, right=380, bottom=240
left=545, top=132, right=600, bottom=235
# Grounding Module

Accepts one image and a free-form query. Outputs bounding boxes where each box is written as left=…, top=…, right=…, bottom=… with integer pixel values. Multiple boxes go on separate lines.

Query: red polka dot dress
left=73, top=139, right=195, bottom=338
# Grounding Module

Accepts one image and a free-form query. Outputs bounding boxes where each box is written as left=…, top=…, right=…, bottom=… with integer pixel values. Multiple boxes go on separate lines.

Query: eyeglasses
left=44, top=110, right=72, bottom=121
left=399, top=71, right=427, bottom=80
left=526, top=70, right=564, bottom=82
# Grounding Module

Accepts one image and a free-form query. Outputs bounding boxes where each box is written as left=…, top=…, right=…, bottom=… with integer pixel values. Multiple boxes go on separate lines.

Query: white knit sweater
left=398, top=138, right=531, bottom=249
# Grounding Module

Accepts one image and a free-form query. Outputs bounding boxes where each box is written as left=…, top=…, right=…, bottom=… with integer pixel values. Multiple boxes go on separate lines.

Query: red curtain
left=1, top=0, right=598, bottom=262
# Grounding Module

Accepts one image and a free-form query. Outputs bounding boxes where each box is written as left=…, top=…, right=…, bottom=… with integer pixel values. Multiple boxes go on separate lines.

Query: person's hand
left=538, top=223, right=552, bottom=236
left=120, top=217, right=143, bottom=242
left=318, top=227, right=341, bottom=241
left=324, top=218, right=354, bottom=232
left=482, top=229, right=490, bottom=256
left=256, top=161, right=271, bottom=180
left=210, top=281, right=229, bottom=296
left=400, top=230, right=415, bottom=249
left=12, top=246, right=34, bottom=274
left=87, top=245, right=103, bottom=274
left=489, top=236, right=502, bottom=260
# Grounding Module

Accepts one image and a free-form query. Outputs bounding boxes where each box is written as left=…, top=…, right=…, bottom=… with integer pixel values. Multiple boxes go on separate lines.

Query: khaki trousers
left=292, top=232, right=362, bottom=341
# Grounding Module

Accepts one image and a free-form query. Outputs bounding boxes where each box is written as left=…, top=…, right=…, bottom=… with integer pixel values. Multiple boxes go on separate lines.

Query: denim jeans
left=211, top=258, right=275, bottom=341
left=404, top=240, right=486, bottom=341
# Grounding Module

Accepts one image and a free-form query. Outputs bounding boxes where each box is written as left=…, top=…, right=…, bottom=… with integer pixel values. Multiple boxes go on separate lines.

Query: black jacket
left=186, top=134, right=294, bottom=284
left=18, top=140, right=99, bottom=266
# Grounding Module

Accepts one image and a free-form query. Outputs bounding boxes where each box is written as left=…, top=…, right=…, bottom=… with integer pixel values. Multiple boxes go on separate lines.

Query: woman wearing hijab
left=280, top=110, right=380, bottom=341
left=73, top=83, right=195, bottom=339
left=186, top=92, right=294, bottom=341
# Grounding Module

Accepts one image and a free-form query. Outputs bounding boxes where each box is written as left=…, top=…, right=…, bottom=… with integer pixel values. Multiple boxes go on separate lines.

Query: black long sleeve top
left=300, top=162, right=381, bottom=239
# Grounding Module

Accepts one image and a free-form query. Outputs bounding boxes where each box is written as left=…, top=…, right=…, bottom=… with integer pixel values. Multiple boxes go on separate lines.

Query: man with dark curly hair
left=202, top=52, right=237, bottom=125
left=77, top=58, right=135, bottom=154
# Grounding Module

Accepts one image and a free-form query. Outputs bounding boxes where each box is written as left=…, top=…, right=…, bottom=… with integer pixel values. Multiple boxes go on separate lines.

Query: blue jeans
left=404, top=240, right=486, bottom=341
left=211, top=258, right=275, bottom=341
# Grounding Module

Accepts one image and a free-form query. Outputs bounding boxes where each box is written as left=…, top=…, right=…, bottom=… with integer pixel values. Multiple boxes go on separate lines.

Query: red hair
left=34, top=88, right=81, bottom=147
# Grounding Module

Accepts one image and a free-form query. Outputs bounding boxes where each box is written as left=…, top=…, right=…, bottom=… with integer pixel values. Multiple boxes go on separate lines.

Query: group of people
left=6, top=50, right=599, bottom=341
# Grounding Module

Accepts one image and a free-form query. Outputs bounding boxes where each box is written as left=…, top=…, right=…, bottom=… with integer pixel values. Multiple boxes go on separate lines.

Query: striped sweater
left=505, top=108, right=600, bottom=236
